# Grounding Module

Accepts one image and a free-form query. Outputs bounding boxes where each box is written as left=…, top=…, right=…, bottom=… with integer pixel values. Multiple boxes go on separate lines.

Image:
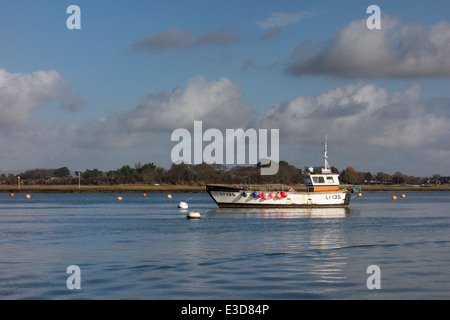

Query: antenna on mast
left=322, top=132, right=331, bottom=173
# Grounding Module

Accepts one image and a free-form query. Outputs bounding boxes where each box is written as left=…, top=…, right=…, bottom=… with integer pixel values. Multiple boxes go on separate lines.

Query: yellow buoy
left=401, top=194, right=406, bottom=198
left=167, top=194, right=172, bottom=199
left=358, top=193, right=362, bottom=197
left=117, top=196, right=123, bottom=201
left=25, top=194, right=31, bottom=199
left=392, top=196, right=397, bottom=200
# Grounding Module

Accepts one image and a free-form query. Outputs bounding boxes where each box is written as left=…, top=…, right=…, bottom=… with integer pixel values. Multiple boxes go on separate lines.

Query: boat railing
left=242, top=184, right=299, bottom=192
left=238, top=184, right=361, bottom=193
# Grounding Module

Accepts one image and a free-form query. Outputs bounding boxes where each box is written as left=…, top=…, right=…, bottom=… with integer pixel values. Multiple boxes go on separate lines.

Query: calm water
left=0, top=191, right=449, bottom=300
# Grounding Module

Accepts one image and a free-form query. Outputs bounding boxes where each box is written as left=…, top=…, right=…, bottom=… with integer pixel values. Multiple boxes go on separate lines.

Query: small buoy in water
left=187, top=211, right=201, bottom=219
left=143, top=193, right=147, bottom=197
left=117, top=196, right=123, bottom=201
left=10, top=193, right=14, bottom=197
left=392, top=196, right=397, bottom=200
left=401, top=194, right=406, bottom=198
left=25, top=194, right=31, bottom=199
left=167, top=194, right=172, bottom=199
left=178, top=201, right=188, bottom=209
left=358, top=193, right=362, bottom=197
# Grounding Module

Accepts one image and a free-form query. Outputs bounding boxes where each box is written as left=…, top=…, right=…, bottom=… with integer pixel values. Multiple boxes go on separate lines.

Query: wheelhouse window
left=312, top=176, right=325, bottom=183
left=304, top=176, right=312, bottom=185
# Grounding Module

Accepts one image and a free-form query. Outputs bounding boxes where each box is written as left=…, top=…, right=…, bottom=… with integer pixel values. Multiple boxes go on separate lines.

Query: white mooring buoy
left=187, top=211, right=201, bottom=219
left=178, top=201, right=188, bottom=209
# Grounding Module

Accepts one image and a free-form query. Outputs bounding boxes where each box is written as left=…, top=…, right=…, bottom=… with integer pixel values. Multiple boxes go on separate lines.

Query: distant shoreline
left=1, top=184, right=450, bottom=193
left=0, top=184, right=205, bottom=194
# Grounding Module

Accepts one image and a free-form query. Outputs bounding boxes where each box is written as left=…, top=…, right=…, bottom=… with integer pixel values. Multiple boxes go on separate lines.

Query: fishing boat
left=206, top=134, right=354, bottom=208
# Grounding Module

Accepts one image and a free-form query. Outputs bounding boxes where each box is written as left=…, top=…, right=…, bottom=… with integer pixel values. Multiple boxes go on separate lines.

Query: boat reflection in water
left=215, top=207, right=350, bottom=219
left=213, top=207, right=352, bottom=286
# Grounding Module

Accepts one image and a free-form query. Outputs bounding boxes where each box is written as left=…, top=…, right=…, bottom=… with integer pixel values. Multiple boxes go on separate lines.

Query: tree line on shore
left=0, top=161, right=446, bottom=186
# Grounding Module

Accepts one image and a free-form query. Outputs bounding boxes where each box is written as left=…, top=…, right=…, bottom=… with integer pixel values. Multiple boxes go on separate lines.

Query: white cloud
left=0, top=69, right=84, bottom=169
left=248, top=81, right=450, bottom=175
left=286, top=16, right=450, bottom=78
left=0, top=69, right=82, bottom=128
left=0, top=74, right=254, bottom=169
left=251, top=81, right=450, bottom=151
left=137, top=76, right=252, bottom=130
left=74, top=76, right=253, bottom=149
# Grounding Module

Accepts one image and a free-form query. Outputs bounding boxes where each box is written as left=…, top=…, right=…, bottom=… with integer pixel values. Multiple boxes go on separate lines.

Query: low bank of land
left=1, top=184, right=450, bottom=193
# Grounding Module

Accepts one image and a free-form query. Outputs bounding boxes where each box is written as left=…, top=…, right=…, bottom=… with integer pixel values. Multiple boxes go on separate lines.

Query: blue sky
left=1, top=0, right=450, bottom=176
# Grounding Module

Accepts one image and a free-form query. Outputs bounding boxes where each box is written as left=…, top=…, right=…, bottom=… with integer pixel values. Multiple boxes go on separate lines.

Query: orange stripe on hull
left=313, top=186, right=340, bottom=192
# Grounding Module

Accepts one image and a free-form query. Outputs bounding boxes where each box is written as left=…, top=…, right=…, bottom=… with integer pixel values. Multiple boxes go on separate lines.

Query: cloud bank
left=1, top=69, right=450, bottom=175
left=252, top=81, right=450, bottom=151
left=286, top=17, right=450, bottom=78
left=0, top=69, right=83, bottom=168
left=75, top=76, right=253, bottom=149
left=73, top=76, right=450, bottom=174
left=0, top=69, right=82, bottom=128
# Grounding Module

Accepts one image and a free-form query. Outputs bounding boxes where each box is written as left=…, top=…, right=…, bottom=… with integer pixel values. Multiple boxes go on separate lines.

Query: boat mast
left=322, top=132, right=331, bottom=173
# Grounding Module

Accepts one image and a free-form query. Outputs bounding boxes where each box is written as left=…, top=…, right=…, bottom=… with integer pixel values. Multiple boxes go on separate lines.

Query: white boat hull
left=206, top=185, right=351, bottom=208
